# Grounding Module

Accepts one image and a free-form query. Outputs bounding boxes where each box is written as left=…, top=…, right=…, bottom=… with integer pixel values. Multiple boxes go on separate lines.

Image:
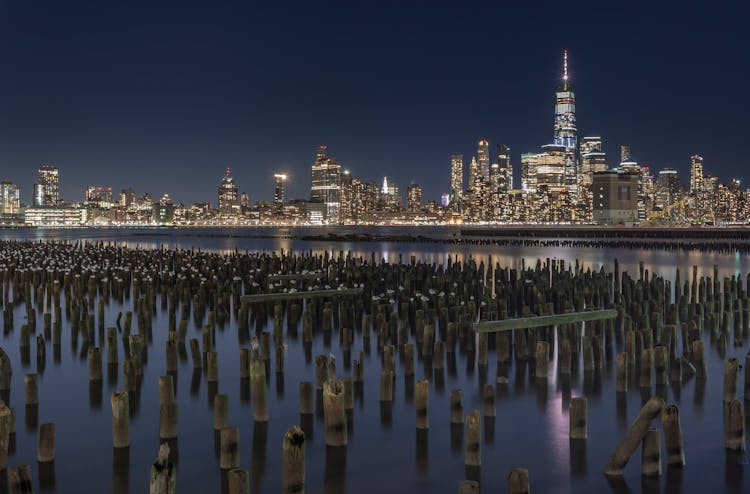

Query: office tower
left=496, top=144, right=512, bottom=192
left=657, top=168, right=681, bottom=207
left=450, top=154, right=464, bottom=205
left=240, top=192, right=250, bottom=211
left=407, top=183, right=422, bottom=212
left=441, top=193, right=450, bottom=207
left=274, top=173, right=287, bottom=213
left=477, top=139, right=490, bottom=179
left=86, top=186, right=113, bottom=203
left=310, top=145, right=342, bottom=222
left=690, top=154, right=704, bottom=194
left=469, top=156, right=482, bottom=190
left=120, top=187, right=135, bottom=207
left=0, top=180, right=20, bottom=214
left=217, top=167, right=239, bottom=213
left=380, top=176, right=400, bottom=209
left=620, top=145, right=631, bottom=165
left=535, top=144, right=567, bottom=193
left=553, top=50, right=578, bottom=199
left=521, top=153, right=538, bottom=193
left=580, top=137, right=608, bottom=187
left=36, top=164, right=59, bottom=206
left=592, top=171, right=639, bottom=224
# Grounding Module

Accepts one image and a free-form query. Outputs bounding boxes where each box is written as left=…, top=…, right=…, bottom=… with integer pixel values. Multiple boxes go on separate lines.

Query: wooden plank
left=472, top=309, right=617, bottom=333
left=241, top=287, right=362, bottom=303
left=267, top=273, right=328, bottom=282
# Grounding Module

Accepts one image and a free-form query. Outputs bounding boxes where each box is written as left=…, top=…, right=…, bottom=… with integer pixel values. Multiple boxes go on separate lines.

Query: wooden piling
left=282, top=425, right=306, bottom=494
left=220, top=427, right=240, bottom=470
left=111, top=391, right=129, bottom=448
left=323, top=380, right=347, bottom=446
left=603, top=397, right=665, bottom=476
left=641, top=428, right=662, bottom=477
left=37, top=422, right=55, bottom=462
left=569, top=397, right=587, bottom=439
left=661, top=405, right=685, bottom=466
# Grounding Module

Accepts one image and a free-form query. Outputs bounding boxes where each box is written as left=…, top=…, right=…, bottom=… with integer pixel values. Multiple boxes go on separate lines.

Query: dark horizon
left=1, top=0, right=747, bottom=205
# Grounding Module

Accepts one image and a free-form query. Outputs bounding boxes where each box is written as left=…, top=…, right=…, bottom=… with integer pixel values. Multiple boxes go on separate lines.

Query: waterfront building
left=450, top=154, right=464, bottom=208
left=310, top=145, right=341, bottom=223
left=592, top=171, right=639, bottom=224
left=217, top=168, right=239, bottom=213
left=407, top=183, right=422, bottom=212
left=690, top=154, right=704, bottom=194
left=469, top=156, right=482, bottom=191
left=496, top=144, right=512, bottom=192
left=477, top=139, right=490, bottom=179
left=120, top=188, right=135, bottom=208
left=0, top=180, right=20, bottom=214
left=86, top=186, right=114, bottom=204
left=553, top=50, right=579, bottom=200
left=521, top=153, right=538, bottom=193
left=34, top=164, right=59, bottom=206
left=24, top=207, right=86, bottom=226
left=274, top=173, right=287, bottom=213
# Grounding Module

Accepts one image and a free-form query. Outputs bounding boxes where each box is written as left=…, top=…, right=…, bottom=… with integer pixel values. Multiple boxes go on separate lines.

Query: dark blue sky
left=1, top=0, right=747, bottom=205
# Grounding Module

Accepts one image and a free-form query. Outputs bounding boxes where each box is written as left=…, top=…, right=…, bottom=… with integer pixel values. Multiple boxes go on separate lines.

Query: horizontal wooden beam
left=241, top=287, right=362, bottom=303
left=472, top=309, right=617, bottom=333
left=267, top=273, right=328, bottom=282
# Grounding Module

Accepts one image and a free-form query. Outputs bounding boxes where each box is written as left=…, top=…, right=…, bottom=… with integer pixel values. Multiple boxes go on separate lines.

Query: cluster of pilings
left=0, top=239, right=748, bottom=491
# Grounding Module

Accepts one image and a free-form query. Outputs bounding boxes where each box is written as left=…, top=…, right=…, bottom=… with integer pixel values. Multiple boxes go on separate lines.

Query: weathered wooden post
left=8, top=464, right=33, bottom=494
left=465, top=410, right=481, bottom=467
left=299, top=381, right=313, bottom=415
left=616, top=353, right=628, bottom=393
left=603, top=397, right=665, bottom=476
left=641, top=428, right=662, bottom=477
left=37, top=422, right=55, bottom=462
left=250, top=357, right=268, bottom=422
left=725, top=399, right=745, bottom=451
left=323, top=380, right=347, bottom=446
left=450, top=389, right=464, bottom=424
left=458, top=480, right=479, bottom=494
left=24, top=374, right=38, bottom=405
left=149, top=443, right=176, bottom=494
left=508, top=468, right=530, bottom=494
left=0, top=403, right=11, bottom=469
left=535, top=341, right=549, bottom=378
left=661, top=405, right=685, bottom=466
left=159, top=401, right=178, bottom=439
left=214, top=394, right=228, bottom=430
left=111, top=391, right=129, bottom=448
left=206, top=351, right=219, bottom=382
left=227, top=468, right=250, bottom=494
left=282, top=425, right=306, bottom=494
left=724, top=358, right=739, bottom=403
left=416, top=379, right=429, bottom=429
left=380, top=371, right=394, bottom=402
left=569, top=397, right=587, bottom=439
left=220, top=427, right=240, bottom=470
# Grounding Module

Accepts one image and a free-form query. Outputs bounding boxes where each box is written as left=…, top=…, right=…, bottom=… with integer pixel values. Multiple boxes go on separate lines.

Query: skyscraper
left=217, top=167, right=239, bottom=213
left=469, top=156, right=482, bottom=190
left=580, top=137, right=608, bottom=187
left=35, top=164, right=59, bottom=206
left=496, top=144, right=512, bottom=192
left=274, top=173, right=287, bottom=213
left=553, top=50, right=578, bottom=199
left=450, top=154, right=464, bottom=206
left=310, top=145, right=342, bottom=222
left=0, top=180, right=20, bottom=214
left=406, top=183, right=422, bottom=212
left=477, top=139, right=490, bottom=179
left=521, top=153, right=538, bottom=193
left=690, top=154, right=704, bottom=194
left=620, top=145, right=631, bottom=165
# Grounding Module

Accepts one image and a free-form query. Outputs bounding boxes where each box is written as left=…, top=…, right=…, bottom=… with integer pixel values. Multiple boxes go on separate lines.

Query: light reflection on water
left=0, top=227, right=748, bottom=493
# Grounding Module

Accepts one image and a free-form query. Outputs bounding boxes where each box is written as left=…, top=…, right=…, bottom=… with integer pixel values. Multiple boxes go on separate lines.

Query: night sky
left=1, top=1, right=747, bottom=205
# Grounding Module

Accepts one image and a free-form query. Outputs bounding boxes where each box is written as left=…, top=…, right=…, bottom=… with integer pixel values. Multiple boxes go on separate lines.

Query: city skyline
left=0, top=1, right=746, bottom=205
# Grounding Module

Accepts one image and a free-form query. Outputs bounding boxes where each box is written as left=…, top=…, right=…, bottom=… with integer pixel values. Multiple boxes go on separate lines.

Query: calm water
left=0, top=226, right=748, bottom=494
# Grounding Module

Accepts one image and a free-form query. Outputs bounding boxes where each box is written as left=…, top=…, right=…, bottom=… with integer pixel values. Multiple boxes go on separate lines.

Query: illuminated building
left=120, top=188, right=135, bottom=207
left=521, top=153, right=538, bottom=193
left=86, top=186, right=113, bottom=204
left=441, top=193, right=450, bottom=207
left=310, top=145, right=341, bottom=222
left=407, top=183, right=422, bottom=212
left=496, top=144, right=512, bottom=192
left=450, top=154, right=464, bottom=207
left=592, top=171, right=639, bottom=224
left=579, top=137, right=608, bottom=187
left=656, top=168, right=681, bottom=208
left=620, top=145, right=631, bottom=165
left=380, top=176, right=400, bottom=210
left=469, top=156, right=482, bottom=190
left=24, top=207, right=87, bottom=226
left=690, top=154, right=704, bottom=194
left=217, top=168, right=239, bottom=213
left=0, top=180, right=20, bottom=214
left=35, top=165, right=59, bottom=206
left=535, top=144, right=567, bottom=193
left=240, top=192, right=250, bottom=211
left=274, top=173, right=287, bottom=213
left=553, top=50, right=579, bottom=200
left=477, top=139, right=490, bottom=179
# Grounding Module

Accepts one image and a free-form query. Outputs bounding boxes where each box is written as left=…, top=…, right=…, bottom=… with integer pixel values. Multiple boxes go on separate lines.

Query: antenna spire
left=563, top=49, right=568, bottom=82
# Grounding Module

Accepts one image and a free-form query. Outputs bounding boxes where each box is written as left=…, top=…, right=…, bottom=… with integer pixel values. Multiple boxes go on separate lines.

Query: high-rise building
left=656, top=168, right=681, bottom=208
left=521, top=153, right=538, bottom=193
left=0, top=180, right=20, bottom=214
left=477, top=139, right=490, bottom=179
left=496, top=144, right=512, bottom=192
left=35, top=165, right=59, bottom=206
left=86, top=186, right=113, bottom=204
left=273, top=173, right=287, bottom=213
left=469, top=156, right=482, bottom=190
left=240, top=192, right=250, bottom=211
left=120, top=187, right=135, bottom=207
left=407, top=183, right=422, bottom=212
left=450, top=154, right=464, bottom=206
left=380, top=176, right=400, bottom=210
left=620, top=145, right=631, bottom=165
left=310, top=145, right=342, bottom=222
left=535, top=144, right=567, bottom=193
left=690, top=154, right=704, bottom=194
left=217, top=167, right=239, bottom=213
left=553, top=50, right=578, bottom=199
left=592, top=171, right=639, bottom=224
left=580, top=137, right=608, bottom=187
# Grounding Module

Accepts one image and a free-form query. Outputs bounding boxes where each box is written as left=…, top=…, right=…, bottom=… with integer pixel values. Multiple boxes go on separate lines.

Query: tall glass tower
left=553, top=50, right=579, bottom=200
